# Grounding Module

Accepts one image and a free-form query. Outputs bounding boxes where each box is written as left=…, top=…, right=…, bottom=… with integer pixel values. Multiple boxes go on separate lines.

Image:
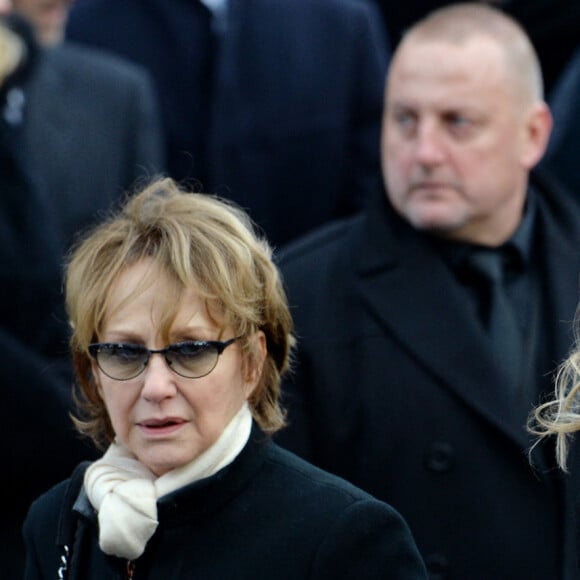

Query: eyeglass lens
left=93, top=341, right=224, bottom=380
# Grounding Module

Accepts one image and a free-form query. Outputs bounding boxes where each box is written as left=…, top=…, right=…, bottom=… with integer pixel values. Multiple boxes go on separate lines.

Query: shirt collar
left=198, top=0, right=227, bottom=16
left=508, top=187, right=536, bottom=267
left=431, top=187, right=537, bottom=271
left=198, top=0, right=228, bottom=34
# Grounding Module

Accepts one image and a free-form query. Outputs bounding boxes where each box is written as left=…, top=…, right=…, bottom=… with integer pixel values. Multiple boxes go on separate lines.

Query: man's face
left=0, top=0, right=12, bottom=16
left=382, top=35, right=539, bottom=246
left=12, top=0, right=72, bottom=45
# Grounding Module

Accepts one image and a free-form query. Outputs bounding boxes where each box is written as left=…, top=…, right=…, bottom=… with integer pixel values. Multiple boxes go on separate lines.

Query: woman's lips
left=138, top=418, right=187, bottom=436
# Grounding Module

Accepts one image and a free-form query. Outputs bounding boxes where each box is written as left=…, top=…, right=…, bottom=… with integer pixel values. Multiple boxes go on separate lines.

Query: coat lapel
left=23, top=49, right=73, bottom=197
left=355, top=194, right=532, bottom=449
left=534, top=179, right=580, bottom=378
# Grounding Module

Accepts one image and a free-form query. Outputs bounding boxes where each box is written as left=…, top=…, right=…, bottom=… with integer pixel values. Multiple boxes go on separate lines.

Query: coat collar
left=354, top=180, right=579, bottom=450
left=74, top=423, right=269, bottom=526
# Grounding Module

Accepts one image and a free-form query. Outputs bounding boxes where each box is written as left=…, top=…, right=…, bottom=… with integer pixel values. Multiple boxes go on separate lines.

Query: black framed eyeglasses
left=88, top=337, right=240, bottom=381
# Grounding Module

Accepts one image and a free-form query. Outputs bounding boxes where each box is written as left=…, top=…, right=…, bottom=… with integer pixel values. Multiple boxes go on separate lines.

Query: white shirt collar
left=198, top=0, right=227, bottom=15
left=198, top=0, right=228, bottom=33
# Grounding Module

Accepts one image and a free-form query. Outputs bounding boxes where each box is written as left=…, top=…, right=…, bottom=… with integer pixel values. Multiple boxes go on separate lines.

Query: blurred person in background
left=0, top=0, right=164, bottom=575
left=66, top=0, right=390, bottom=247
left=12, top=0, right=71, bottom=46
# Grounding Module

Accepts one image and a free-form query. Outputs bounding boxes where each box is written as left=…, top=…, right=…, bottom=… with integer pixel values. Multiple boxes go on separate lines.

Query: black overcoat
left=22, top=42, right=164, bottom=249
left=275, top=172, right=580, bottom=579
left=23, top=429, right=427, bottom=579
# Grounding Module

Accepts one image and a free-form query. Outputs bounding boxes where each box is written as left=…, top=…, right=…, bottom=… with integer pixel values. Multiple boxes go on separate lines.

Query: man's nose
left=414, top=121, right=447, bottom=166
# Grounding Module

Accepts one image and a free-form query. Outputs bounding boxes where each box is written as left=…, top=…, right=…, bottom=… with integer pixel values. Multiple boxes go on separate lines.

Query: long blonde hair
left=529, top=318, right=580, bottom=471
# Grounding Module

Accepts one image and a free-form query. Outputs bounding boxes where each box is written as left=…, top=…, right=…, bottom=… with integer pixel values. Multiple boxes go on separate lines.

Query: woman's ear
left=244, top=330, right=267, bottom=396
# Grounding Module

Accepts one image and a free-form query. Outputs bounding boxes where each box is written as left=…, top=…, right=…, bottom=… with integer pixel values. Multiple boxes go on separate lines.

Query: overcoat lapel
left=23, top=49, right=73, bottom=200
left=354, top=193, right=532, bottom=449
left=208, top=0, right=256, bottom=172
left=535, top=189, right=579, bottom=375
left=205, top=0, right=235, bottom=174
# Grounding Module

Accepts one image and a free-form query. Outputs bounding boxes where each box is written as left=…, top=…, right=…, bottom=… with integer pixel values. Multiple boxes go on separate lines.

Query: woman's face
left=94, top=259, right=264, bottom=476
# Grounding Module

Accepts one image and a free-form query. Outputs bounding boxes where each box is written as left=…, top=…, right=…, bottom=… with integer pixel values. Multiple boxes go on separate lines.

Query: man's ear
left=521, top=102, right=553, bottom=169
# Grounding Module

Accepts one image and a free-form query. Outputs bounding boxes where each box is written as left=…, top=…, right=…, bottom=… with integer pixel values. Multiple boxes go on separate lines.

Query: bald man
left=276, top=4, right=580, bottom=578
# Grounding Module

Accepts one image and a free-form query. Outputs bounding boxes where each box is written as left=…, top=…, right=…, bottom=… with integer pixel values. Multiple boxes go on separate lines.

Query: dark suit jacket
left=66, top=0, right=389, bottom=246
left=23, top=427, right=428, bottom=579
left=22, top=42, right=165, bottom=250
left=275, top=172, right=580, bottom=579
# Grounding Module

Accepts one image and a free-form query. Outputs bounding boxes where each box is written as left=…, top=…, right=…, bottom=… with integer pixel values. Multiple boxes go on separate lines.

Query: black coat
left=66, top=0, right=389, bottom=247
left=23, top=428, right=428, bottom=579
left=275, top=172, right=580, bottom=579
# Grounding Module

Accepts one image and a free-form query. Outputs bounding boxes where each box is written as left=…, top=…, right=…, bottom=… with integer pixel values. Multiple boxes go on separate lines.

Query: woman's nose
left=140, top=353, right=178, bottom=402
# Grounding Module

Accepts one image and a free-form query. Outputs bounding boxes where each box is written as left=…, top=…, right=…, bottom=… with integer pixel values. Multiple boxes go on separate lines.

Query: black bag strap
left=56, top=460, right=91, bottom=579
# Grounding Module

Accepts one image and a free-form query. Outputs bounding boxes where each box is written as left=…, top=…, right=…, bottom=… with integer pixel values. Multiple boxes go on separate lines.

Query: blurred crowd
left=3, top=0, right=580, bottom=578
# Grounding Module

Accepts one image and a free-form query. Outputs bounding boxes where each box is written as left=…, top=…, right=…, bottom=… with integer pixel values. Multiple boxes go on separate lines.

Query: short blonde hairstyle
left=66, top=177, right=294, bottom=449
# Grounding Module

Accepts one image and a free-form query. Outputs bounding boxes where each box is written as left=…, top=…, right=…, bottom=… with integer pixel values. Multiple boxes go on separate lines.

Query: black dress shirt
left=431, top=190, right=548, bottom=405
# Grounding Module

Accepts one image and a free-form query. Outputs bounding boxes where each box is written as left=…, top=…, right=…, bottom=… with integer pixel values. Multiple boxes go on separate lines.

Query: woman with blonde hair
left=23, top=177, right=427, bottom=579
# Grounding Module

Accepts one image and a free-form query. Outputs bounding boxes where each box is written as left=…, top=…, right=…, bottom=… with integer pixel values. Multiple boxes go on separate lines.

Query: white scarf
left=84, top=403, right=252, bottom=560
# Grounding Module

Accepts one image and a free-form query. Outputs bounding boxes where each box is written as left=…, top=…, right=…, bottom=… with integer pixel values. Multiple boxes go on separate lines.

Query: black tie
left=466, top=249, right=522, bottom=389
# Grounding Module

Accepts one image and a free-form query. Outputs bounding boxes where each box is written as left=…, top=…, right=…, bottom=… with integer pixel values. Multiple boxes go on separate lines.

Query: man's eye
left=394, top=111, right=415, bottom=127
left=448, top=115, right=469, bottom=126
left=446, top=113, right=477, bottom=132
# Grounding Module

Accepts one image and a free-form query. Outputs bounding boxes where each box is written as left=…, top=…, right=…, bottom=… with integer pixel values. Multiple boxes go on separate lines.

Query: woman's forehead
left=103, top=261, right=227, bottom=335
